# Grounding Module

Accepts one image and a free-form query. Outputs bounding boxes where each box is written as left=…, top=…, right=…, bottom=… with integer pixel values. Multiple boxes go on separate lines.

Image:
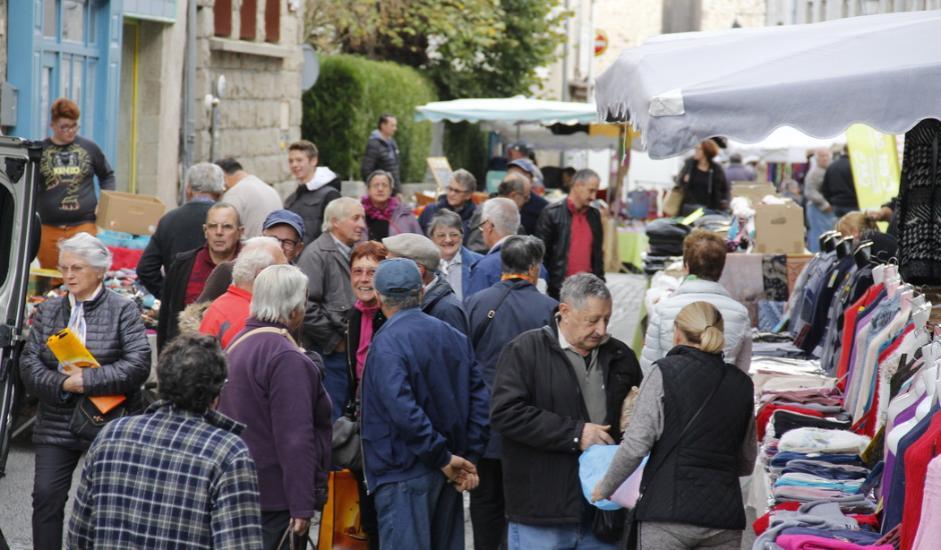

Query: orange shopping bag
left=318, top=470, right=369, bottom=550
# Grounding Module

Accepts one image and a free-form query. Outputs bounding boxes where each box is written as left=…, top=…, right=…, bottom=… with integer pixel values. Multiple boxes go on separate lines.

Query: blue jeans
left=374, top=471, right=463, bottom=550
left=320, top=350, right=348, bottom=422
left=805, top=202, right=837, bottom=252
left=507, top=521, right=617, bottom=550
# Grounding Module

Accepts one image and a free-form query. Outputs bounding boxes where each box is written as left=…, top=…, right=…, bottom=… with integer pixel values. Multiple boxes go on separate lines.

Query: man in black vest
left=490, top=273, right=642, bottom=548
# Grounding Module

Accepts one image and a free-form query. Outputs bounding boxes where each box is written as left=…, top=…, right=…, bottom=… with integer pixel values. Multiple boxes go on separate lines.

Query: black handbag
left=331, top=411, right=362, bottom=471
left=591, top=507, right=627, bottom=544
left=69, top=396, right=128, bottom=441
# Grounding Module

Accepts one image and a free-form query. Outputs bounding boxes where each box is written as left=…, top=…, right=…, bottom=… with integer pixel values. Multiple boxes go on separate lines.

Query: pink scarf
left=354, top=300, right=380, bottom=381
left=361, top=195, right=399, bottom=222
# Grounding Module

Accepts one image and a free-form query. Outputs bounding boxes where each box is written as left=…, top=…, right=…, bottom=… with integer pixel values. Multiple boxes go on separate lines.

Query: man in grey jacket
left=297, top=197, right=367, bottom=420
left=640, top=229, right=752, bottom=373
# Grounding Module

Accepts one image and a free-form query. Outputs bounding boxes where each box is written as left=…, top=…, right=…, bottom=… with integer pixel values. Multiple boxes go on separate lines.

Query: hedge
left=301, top=55, right=437, bottom=183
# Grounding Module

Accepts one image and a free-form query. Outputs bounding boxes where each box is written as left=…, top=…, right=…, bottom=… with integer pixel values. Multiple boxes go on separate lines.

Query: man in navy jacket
left=361, top=258, right=489, bottom=550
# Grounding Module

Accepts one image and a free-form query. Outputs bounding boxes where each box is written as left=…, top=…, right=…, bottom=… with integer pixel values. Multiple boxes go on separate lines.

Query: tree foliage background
left=306, top=0, right=569, bottom=100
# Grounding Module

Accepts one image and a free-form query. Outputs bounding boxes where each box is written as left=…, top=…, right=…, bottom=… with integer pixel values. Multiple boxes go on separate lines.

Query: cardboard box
left=96, top=191, right=166, bottom=235
left=732, top=183, right=777, bottom=205
left=754, top=202, right=806, bottom=254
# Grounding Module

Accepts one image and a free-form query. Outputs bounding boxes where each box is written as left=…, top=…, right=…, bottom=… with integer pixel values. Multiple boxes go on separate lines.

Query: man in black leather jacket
left=534, top=169, right=605, bottom=299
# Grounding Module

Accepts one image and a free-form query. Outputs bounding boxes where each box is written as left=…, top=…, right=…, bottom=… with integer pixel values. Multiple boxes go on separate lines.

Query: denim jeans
left=507, top=520, right=617, bottom=550
left=374, top=470, right=463, bottom=550
left=805, top=202, right=837, bottom=253
left=320, top=350, right=348, bottom=422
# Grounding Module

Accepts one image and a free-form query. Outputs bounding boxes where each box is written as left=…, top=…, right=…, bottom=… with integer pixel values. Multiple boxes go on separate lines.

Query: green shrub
left=301, top=54, right=437, bottom=183
left=443, top=121, right=489, bottom=186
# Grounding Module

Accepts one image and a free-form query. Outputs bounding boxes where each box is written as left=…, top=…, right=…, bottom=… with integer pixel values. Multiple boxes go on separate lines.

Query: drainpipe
left=180, top=0, right=197, bottom=204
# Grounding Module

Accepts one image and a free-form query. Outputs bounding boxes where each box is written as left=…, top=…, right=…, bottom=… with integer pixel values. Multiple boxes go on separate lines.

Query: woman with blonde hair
left=592, top=301, right=755, bottom=550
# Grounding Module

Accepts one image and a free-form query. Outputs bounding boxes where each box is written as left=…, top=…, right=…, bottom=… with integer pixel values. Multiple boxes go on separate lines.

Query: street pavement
left=0, top=438, right=751, bottom=550
left=0, top=438, right=475, bottom=549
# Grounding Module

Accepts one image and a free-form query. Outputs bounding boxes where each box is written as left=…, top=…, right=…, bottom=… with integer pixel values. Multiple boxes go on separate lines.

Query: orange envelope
left=47, top=328, right=126, bottom=414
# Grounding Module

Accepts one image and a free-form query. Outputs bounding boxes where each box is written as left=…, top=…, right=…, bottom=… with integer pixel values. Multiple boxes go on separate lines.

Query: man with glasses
left=418, top=169, right=479, bottom=239
left=37, top=97, right=115, bottom=269
left=157, top=203, right=243, bottom=350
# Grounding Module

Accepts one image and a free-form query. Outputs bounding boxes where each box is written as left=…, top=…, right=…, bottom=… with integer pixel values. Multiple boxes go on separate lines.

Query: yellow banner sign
left=846, top=123, right=900, bottom=210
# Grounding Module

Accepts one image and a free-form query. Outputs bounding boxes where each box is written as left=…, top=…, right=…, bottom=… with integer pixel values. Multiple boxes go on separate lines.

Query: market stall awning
left=727, top=127, right=846, bottom=164
left=594, top=10, right=941, bottom=159
left=415, top=96, right=599, bottom=125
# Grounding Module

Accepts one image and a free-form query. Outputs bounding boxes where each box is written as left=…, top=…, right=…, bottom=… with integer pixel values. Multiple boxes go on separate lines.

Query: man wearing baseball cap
left=361, top=258, right=489, bottom=550
left=262, top=209, right=306, bottom=263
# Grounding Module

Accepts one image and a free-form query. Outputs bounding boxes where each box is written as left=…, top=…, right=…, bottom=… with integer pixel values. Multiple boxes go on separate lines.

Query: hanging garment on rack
left=912, top=454, right=941, bottom=550
left=882, top=404, right=939, bottom=534
left=835, top=284, right=886, bottom=389
left=900, top=412, right=941, bottom=550
left=897, top=118, right=941, bottom=285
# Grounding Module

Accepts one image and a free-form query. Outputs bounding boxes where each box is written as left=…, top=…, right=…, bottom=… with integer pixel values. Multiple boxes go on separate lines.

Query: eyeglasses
left=446, top=185, right=470, bottom=195
left=476, top=219, right=493, bottom=231
left=432, top=232, right=463, bottom=241
left=57, top=264, right=88, bottom=275
left=55, top=122, right=79, bottom=132
left=351, top=267, right=377, bottom=277
left=204, top=223, right=239, bottom=233
left=271, top=236, right=301, bottom=251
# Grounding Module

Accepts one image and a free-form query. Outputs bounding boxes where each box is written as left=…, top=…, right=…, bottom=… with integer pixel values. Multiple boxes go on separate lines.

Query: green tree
left=306, top=0, right=568, bottom=99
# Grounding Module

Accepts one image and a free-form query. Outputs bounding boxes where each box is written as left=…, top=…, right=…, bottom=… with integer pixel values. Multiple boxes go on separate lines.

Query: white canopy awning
left=415, top=96, right=598, bottom=125
left=594, top=11, right=941, bottom=159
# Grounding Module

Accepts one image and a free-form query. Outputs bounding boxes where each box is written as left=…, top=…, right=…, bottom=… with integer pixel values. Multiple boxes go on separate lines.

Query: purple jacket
left=218, top=318, right=332, bottom=517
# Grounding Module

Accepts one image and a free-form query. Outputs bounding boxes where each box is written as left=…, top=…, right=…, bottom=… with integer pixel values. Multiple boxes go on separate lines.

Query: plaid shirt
left=68, top=401, right=262, bottom=549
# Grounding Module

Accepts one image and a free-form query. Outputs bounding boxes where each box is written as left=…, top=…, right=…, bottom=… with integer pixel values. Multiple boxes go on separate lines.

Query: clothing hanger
left=854, top=242, right=873, bottom=269
left=914, top=303, right=932, bottom=331
left=836, top=237, right=853, bottom=259
left=873, top=264, right=887, bottom=285
left=820, top=231, right=839, bottom=253
left=913, top=294, right=927, bottom=309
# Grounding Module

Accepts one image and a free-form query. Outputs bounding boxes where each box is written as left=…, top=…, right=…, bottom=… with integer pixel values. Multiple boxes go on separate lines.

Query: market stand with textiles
left=593, top=9, right=941, bottom=550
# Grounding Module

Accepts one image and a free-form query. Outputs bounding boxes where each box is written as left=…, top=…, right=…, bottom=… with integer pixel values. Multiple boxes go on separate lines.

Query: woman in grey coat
left=20, top=232, right=151, bottom=550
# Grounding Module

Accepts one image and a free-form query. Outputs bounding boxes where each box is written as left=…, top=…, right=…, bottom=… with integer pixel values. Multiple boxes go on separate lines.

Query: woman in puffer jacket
left=20, top=232, right=151, bottom=550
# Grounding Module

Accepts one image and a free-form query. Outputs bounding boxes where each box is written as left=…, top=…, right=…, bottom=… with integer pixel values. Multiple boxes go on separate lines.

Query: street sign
left=594, top=30, right=608, bottom=57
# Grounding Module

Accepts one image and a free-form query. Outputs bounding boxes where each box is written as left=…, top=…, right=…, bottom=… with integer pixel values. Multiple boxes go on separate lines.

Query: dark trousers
left=32, top=444, right=84, bottom=550
left=355, top=471, right=380, bottom=550
left=470, top=458, right=507, bottom=550
left=261, top=510, right=301, bottom=550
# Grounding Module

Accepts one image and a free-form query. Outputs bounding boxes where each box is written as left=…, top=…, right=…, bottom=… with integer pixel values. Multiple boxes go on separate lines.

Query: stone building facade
left=194, top=0, right=304, bottom=190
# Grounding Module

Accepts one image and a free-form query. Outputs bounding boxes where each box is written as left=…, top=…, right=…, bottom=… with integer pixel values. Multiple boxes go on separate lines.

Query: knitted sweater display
left=898, top=119, right=941, bottom=285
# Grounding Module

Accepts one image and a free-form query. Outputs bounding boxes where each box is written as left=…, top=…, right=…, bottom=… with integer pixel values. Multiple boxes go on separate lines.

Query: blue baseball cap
left=374, top=258, right=422, bottom=297
left=263, top=209, right=305, bottom=241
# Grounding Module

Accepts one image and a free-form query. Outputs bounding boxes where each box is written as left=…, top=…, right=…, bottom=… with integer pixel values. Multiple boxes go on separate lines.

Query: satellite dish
left=301, top=44, right=320, bottom=92
left=215, top=74, right=227, bottom=98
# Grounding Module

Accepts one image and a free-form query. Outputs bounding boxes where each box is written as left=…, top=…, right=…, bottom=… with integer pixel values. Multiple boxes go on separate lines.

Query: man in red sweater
left=200, top=236, right=286, bottom=347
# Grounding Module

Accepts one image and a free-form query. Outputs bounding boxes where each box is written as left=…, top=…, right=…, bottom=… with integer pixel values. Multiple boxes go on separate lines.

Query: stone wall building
left=194, top=0, right=304, bottom=193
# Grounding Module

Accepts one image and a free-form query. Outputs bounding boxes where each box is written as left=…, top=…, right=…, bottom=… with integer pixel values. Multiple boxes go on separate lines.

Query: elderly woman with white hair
left=20, top=232, right=151, bottom=550
left=218, top=264, right=332, bottom=550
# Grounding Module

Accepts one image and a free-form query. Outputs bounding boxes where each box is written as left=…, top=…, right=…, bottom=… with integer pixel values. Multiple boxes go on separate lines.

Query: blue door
left=8, top=0, right=122, bottom=160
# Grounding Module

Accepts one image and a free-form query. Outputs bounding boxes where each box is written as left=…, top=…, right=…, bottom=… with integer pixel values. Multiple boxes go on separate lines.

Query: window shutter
left=264, top=0, right=280, bottom=43
left=240, top=0, right=258, bottom=40
left=214, top=0, right=233, bottom=37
